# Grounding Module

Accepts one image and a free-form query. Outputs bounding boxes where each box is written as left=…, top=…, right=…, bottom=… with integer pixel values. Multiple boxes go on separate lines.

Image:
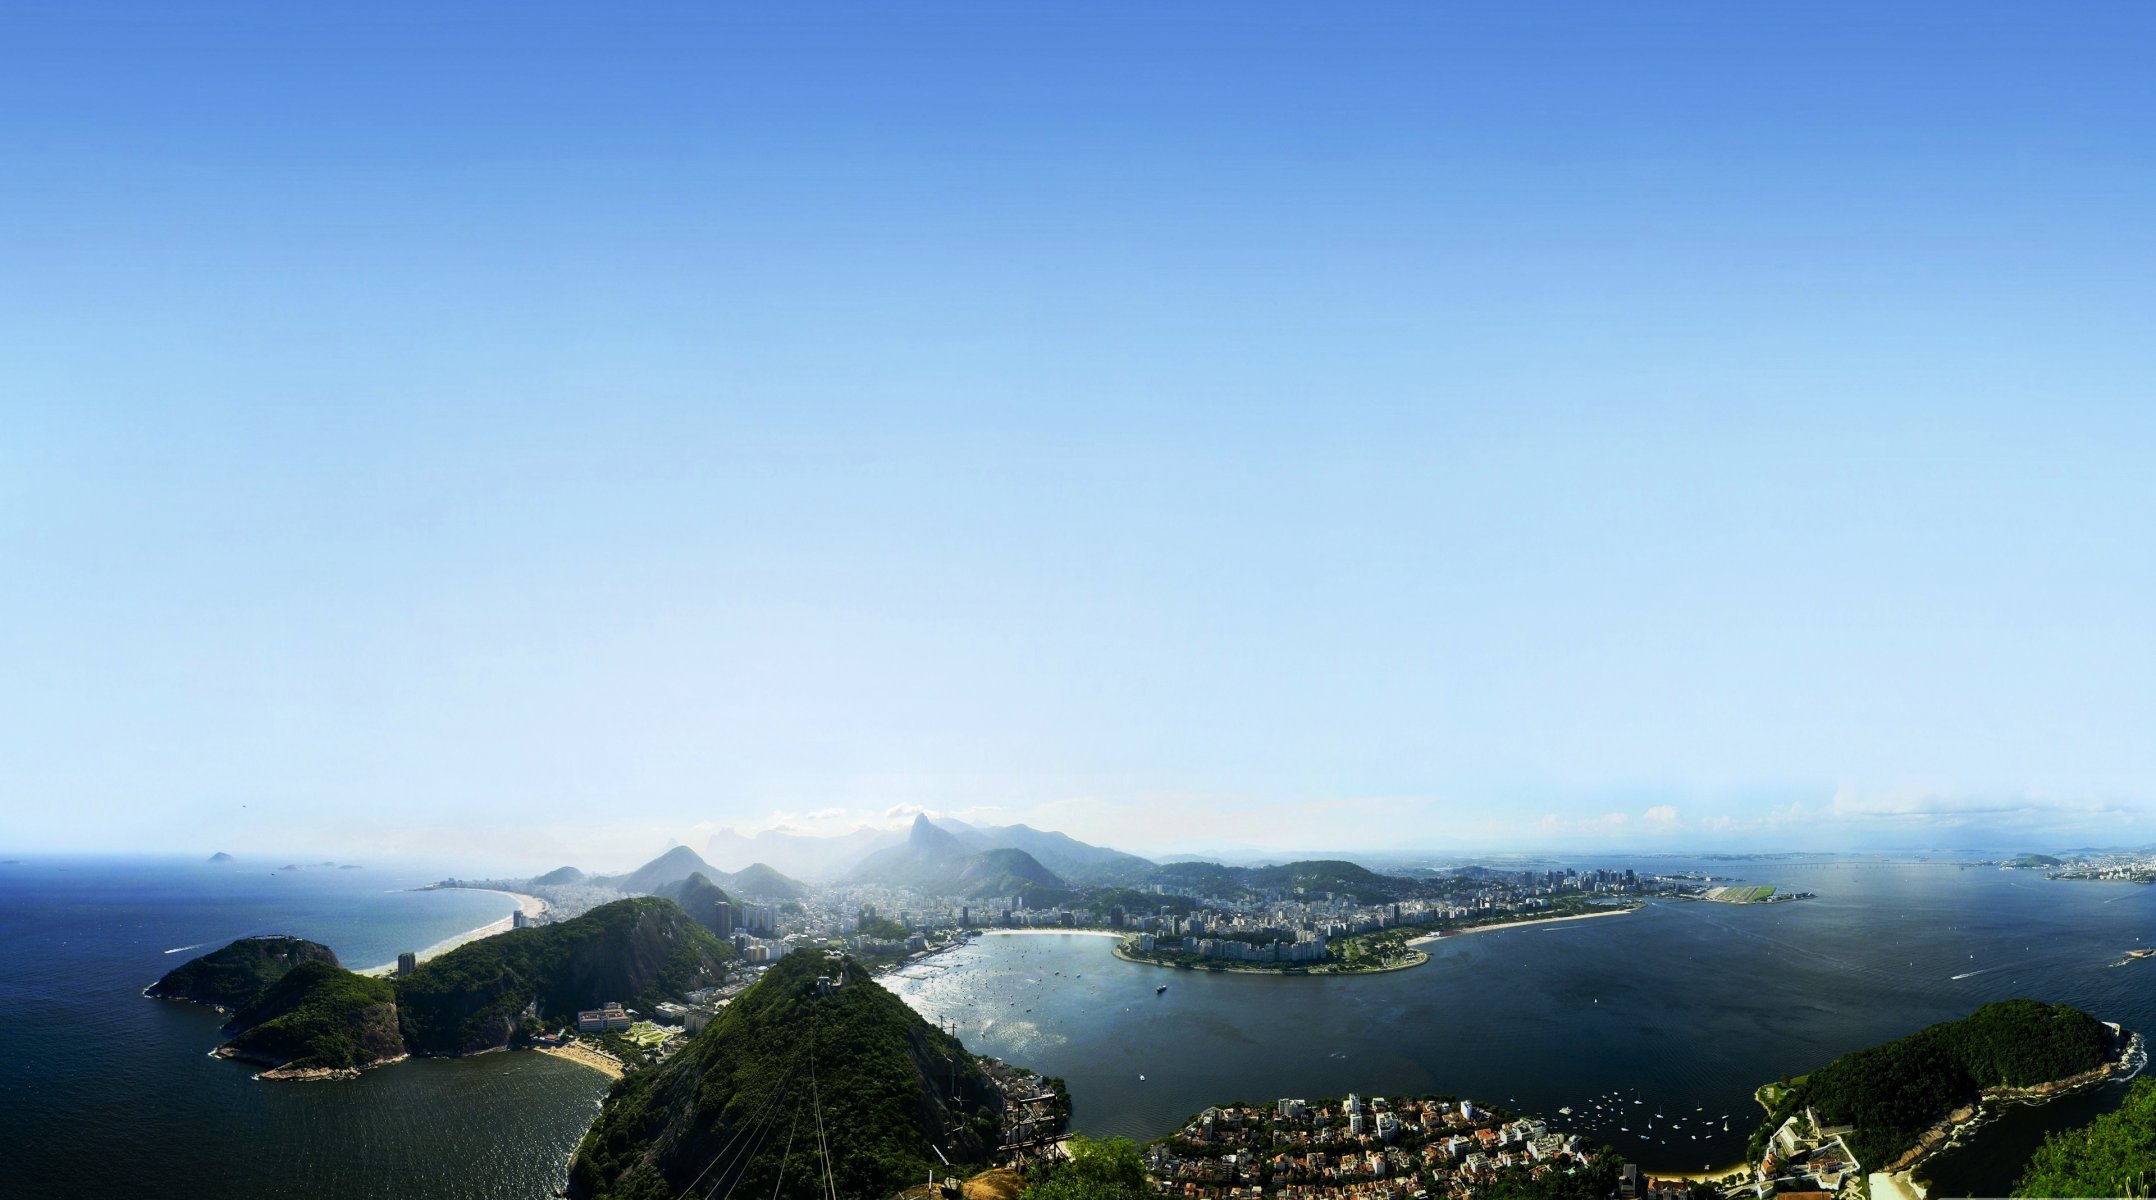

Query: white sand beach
left=360, top=890, right=548, bottom=975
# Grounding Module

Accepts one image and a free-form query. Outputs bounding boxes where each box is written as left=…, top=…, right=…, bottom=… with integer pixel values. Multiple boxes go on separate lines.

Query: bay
left=885, top=856, right=2156, bottom=1193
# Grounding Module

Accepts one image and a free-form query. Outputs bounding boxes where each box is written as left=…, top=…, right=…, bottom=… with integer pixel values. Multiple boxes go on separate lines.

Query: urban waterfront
left=886, top=857, right=2156, bottom=1192
left=5, top=855, right=2151, bottom=1198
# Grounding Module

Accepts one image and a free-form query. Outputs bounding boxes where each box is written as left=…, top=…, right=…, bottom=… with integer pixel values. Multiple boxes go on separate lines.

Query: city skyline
left=6, top=3, right=2155, bottom=863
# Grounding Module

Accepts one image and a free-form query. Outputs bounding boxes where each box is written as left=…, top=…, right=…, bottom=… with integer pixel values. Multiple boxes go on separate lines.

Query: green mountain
left=532, top=865, right=586, bottom=886
left=724, top=861, right=808, bottom=901
left=219, top=961, right=403, bottom=1073
left=145, top=935, right=341, bottom=1011
left=956, top=847, right=1068, bottom=896
left=1149, top=858, right=1409, bottom=903
left=652, top=872, right=738, bottom=937
left=568, top=950, right=1006, bottom=1200
left=2014, top=1075, right=2156, bottom=1196
left=397, top=896, right=735, bottom=1055
left=605, top=845, right=721, bottom=894
left=1753, top=999, right=2120, bottom=1170
left=934, top=819, right=1156, bottom=886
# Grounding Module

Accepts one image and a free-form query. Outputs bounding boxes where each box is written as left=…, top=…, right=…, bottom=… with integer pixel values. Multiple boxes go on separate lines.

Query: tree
left=1020, top=1136, right=1149, bottom=1200
left=2013, top=1076, right=2156, bottom=1198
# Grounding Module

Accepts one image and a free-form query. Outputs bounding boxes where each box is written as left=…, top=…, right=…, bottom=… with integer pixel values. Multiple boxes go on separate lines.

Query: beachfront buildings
left=577, top=1002, right=631, bottom=1033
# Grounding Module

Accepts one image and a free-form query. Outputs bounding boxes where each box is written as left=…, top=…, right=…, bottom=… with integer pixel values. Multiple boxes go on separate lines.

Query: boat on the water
left=1156, top=984, right=1169, bottom=993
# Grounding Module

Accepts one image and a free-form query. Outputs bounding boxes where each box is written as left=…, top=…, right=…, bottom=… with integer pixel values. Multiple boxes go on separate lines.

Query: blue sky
left=4, top=3, right=2153, bottom=867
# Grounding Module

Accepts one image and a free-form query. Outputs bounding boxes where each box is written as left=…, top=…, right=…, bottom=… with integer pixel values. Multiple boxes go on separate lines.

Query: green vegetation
left=1476, top=1153, right=1623, bottom=1200
left=532, top=865, right=585, bottom=885
left=2013, top=1075, right=2156, bottom=1197
left=397, top=897, right=734, bottom=1056
left=1018, top=1136, right=1148, bottom=1200
left=2013, top=854, right=2064, bottom=869
left=858, top=915, right=911, bottom=941
left=651, top=872, right=739, bottom=938
left=221, top=961, right=402, bottom=1071
left=1327, top=926, right=1430, bottom=969
left=725, top=862, right=808, bottom=900
left=569, top=950, right=1008, bottom=1200
left=1752, top=1000, right=2117, bottom=1169
left=1148, top=859, right=1409, bottom=904
left=605, top=845, right=721, bottom=893
left=146, top=935, right=341, bottom=1011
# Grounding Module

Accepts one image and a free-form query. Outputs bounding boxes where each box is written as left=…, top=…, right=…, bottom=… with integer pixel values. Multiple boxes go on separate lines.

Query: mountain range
left=704, top=814, right=1156, bottom=884
left=844, top=814, right=1071, bottom=898
left=587, top=847, right=809, bottom=901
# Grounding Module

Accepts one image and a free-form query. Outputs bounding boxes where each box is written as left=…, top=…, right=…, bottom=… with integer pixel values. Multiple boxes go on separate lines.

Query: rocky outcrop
left=146, top=935, right=341, bottom=1012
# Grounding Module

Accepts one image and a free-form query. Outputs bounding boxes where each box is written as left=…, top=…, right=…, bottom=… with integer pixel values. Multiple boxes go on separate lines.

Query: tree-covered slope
left=219, top=961, right=403, bottom=1072
left=1147, top=859, right=1410, bottom=903
left=955, top=848, right=1068, bottom=897
left=2014, top=1075, right=2156, bottom=1197
left=606, top=845, right=721, bottom=893
left=724, top=862, right=809, bottom=901
left=1757, top=999, right=2118, bottom=1169
left=568, top=950, right=1005, bottom=1200
left=397, top=897, right=734, bottom=1055
left=146, top=935, right=341, bottom=1010
left=653, top=872, right=738, bottom=937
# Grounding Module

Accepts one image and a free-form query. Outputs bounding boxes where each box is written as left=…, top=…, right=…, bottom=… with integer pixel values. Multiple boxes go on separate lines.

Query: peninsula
left=147, top=897, right=737, bottom=1079
left=1745, top=999, right=2138, bottom=1199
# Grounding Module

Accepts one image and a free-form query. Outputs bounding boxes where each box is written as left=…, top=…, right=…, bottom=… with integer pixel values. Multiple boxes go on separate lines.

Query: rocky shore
left=1895, top=1028, right=2146, bottom=1181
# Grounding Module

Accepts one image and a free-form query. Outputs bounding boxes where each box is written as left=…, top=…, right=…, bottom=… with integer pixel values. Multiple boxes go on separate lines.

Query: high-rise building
left=396, top=951, right=417, bottom=975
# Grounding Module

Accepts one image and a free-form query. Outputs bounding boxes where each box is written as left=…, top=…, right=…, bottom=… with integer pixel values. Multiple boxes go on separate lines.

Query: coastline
left=1896, top=1029, right=2147, bottom=1192
left=1404, top=906, right=1637, bottom=947
left=1651, top=1162, right=1748, bottom=1184
left=536, top=1042, right=625, bottom=1080
left=1109, top=939, right=1429, bottom=975
left=980, top=929, right=1122, bottom=939
left=358, top=890, right=548, bottom=976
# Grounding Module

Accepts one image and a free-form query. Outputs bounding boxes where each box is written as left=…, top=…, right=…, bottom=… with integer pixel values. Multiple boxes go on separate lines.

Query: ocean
left=4, top=854, right=2148, bottom=1197
left=0, top=856, right=609, bottom=1200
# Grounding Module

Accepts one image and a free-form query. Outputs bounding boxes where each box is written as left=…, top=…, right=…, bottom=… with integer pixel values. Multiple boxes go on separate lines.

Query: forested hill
left=1150, top=859, right=1410, bottom=904
left=145, top=935, right=340, bottom=1010
left=1756, top=999, right=2120, bottom=1169
left=568, top=950, right=1006, bottom=1200
left=2014, top=1075, right=2156, bottom=1197
left=398, top=896, right=735, bottom=1055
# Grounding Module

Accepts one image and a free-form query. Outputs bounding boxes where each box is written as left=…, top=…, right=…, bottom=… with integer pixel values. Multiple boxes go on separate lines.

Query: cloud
left=1825, top=785, right=2135, bottom=830
left=883, top=804, right=927, bottom=820
left=1642, top=805, right=1679, bottom=825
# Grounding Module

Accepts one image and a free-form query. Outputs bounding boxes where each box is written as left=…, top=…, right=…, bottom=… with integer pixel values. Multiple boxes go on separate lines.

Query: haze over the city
left=6, top=3, right=2154, bottom=866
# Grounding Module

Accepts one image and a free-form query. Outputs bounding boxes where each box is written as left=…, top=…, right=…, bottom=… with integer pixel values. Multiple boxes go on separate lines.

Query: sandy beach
left=537, top=1042, right=624, bottom=1079
left=359, top=890, right=548, bottom=975
left=1405, top=906, right=1636, bottom=947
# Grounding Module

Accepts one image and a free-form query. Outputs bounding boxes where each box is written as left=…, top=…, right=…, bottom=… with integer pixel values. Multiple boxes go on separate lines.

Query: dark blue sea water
left=886, top=857, right=2156, bottom=1194
left=0, top=855, right=609, bottom=1200
left=6, top=854, right=2149, bottom=1197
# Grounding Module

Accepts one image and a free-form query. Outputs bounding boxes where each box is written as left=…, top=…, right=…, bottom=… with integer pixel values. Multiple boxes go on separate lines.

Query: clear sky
left=5, top=3, right=2153, bottom=868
